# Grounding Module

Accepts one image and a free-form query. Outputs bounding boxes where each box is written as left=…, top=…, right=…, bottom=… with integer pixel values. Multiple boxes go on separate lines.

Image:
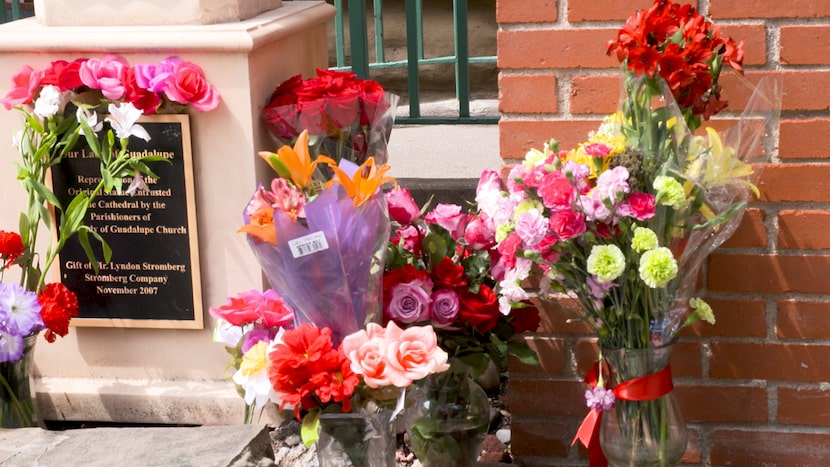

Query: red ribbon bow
left=572, top=362, right=675, bottom=467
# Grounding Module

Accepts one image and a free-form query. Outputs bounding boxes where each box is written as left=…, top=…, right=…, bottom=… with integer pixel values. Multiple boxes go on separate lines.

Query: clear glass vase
left=316, top=405, right=396, bottom=467
left=599, top=344, right=687, bottom=467
left=0, top=333, right=39, bottom=428
left=404, top=363, right=491, bottom=467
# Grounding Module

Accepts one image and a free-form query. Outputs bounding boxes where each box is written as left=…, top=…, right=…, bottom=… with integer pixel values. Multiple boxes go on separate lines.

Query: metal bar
left=334, top=55, right=494, bottom=70
left=11, top=0, right=20, bottom=20
left=348, top=0, right=370, bottom=78
left=416, top=0, right=424, bottom=60
left=453, top=0, right=471, bottom=118
left=334, top=0, right=346, bottom=68
left=396, top=116, right=499, bottom=125
left=405, top=0, right=421, bottom=119
left=373, top=0, right=385, bottom=63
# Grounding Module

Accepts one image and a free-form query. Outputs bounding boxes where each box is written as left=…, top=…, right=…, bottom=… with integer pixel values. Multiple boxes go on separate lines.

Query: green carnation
left=638, top=247, right=677, bottom=288
left=689, top=297, right=715, bottom=324
left=586, top=244, right=626, bottom=283
left=631, top=226, right=658, bottom=252
left=653, top=175, right=685, bottom=208
left=495, top=223, right=514, bottom=243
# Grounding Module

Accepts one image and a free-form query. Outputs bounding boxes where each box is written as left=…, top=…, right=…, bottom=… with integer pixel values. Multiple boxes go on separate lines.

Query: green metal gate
left=333, top=0, right=497, bottom=124
left=1, top=1, right=33, bottom=23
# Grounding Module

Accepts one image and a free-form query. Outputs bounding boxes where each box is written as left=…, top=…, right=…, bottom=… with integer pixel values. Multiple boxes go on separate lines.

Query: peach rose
left=384, top=323, right=449, bottom=387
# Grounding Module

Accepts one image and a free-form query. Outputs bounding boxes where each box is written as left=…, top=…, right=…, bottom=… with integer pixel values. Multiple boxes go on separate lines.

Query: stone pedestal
left=0, top=2, right=335, bottom=425
left=34, top=0, right=282, bottom=25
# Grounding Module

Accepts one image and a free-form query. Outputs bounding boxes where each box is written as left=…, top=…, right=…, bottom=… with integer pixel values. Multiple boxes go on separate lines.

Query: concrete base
left=33, top=0, right=282, bottom=26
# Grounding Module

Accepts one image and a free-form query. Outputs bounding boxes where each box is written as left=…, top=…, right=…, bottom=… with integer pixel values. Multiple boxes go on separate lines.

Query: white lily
left=105, top=102, right=150, bottom=142
left=76, top=106, right=103, bottom=136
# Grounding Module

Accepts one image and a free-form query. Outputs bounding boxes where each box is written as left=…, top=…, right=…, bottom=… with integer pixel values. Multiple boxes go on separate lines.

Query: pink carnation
left=620, top=192, right=656, bottom=221
left=537, top=170, right=577, bottom=212
left=514, top=208, right=547, bottom=247
left=548, top=209, right=586, bottom=240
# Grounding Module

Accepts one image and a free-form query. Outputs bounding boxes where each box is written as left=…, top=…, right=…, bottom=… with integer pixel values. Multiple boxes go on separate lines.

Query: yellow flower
left=324, top=157, right=397, bottom=207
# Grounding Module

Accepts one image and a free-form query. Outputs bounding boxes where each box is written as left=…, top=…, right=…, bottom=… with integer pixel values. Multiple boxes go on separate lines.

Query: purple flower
left=0, top=282, right=43, bottom=336
left=241, top=327, right=277, bottom=353
left=585, top=386, right=616, bottom=412
left=430, top=289, right=459, bottom=327
left=0, top=330, right=24, bottom=363
left=388, top=283, right=432, bottom=324
left=133, top=56, right=182, bottom=93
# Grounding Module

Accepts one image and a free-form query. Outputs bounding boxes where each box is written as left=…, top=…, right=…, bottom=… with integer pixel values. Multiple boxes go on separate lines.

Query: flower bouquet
left=239, top=130, right=395, bottom=345
left=209, top=289, right=295, bottom=423
left=474, top=0, right=782, bottom=464
left=383, top=186, right=541, bottom=466
left=261, top=69, right=399, bottom=169
left=210, top=288, right=450, bottom=467
left=0, top=54, right=219, bottom=427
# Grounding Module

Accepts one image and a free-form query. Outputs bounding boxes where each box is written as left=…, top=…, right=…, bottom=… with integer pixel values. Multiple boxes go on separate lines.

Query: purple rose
left=133, top=56, right=182, bottom=93
left=387, top=283, right=432, bottom=324
left=430, top=289, right=459, bottom=327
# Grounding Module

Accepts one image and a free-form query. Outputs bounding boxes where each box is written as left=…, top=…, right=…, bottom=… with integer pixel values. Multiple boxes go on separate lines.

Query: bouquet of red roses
left=261, top=69, right=398, bottom=169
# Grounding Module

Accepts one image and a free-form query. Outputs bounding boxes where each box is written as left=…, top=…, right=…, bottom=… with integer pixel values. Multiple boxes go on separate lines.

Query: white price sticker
left=288, top=231, right=329, bottom=258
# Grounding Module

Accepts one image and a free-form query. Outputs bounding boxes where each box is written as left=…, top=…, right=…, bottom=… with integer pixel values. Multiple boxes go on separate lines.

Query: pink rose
left=476, top=169, right=502, bottom=196
left=209, top=289, right=264, bottom=326
left=164, top=60, right=220, bottom=112
left=391, top=225, right=423, bottom=255
left=386, top=186, right=420, bottom=225
left=384, top=323, right=449, bottom=387
left=549, top=209, right=586, bottom=240
left=424, top=204, right=469, bottom=240
left=2, top=65, right=43, bottom=110
left=464, top=214, right=495, bottom=249
left=258, top=289, right=295, bottom=329
left=387, top=282, right=432, bottom=323
left=79, top=55, right=129, bottom=100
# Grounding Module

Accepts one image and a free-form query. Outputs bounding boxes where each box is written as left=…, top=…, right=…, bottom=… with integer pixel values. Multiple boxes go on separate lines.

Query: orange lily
left=238, top=206, right=277, bottom=244
left=257, top=130, right=322, bottom=191
left=324, top=157, right=396, bottom=206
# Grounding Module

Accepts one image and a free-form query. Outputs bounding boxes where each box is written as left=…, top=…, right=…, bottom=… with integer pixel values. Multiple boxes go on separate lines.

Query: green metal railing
left=1, top=1, right=32, bottom=23
left=333, top=0, right=497, bottom=124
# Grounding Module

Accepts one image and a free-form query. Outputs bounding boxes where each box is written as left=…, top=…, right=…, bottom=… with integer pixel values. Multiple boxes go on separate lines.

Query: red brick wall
left=496, top=1, right=830, bottom=465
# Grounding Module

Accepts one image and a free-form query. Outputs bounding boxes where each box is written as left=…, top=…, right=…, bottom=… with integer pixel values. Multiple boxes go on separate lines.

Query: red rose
left=359, top=78, right=389, bottom=126
left=432, top=257, right=468, bottom=289
left=123, top=67, right=161, bottom=115
left=0, top=230, right=24, bottom=267
left=510, top=302, right=541, bottom=333
left=40, top=58, right=87, bottom=91
left=458, top=285, right=500, bottom=333
left=262, top=74, right=303, bottom=140
left=38, top=283, right=79, bottom=343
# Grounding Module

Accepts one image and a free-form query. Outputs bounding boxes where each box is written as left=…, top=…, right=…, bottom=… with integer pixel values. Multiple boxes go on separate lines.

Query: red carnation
left=0, top=230, right=24, bottom=268
left=38, top=283, right=79, bottom=343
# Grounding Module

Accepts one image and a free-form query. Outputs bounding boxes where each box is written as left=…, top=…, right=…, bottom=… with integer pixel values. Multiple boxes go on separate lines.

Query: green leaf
left=61, top=193, right=91, bottom=238
left=29, top=180, right=62, bottom=210
left=507, top=340, right=540, bottom=366
left=80, top=121, right=101, bottom=157
left=300, top=409, right=321, bottom=447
